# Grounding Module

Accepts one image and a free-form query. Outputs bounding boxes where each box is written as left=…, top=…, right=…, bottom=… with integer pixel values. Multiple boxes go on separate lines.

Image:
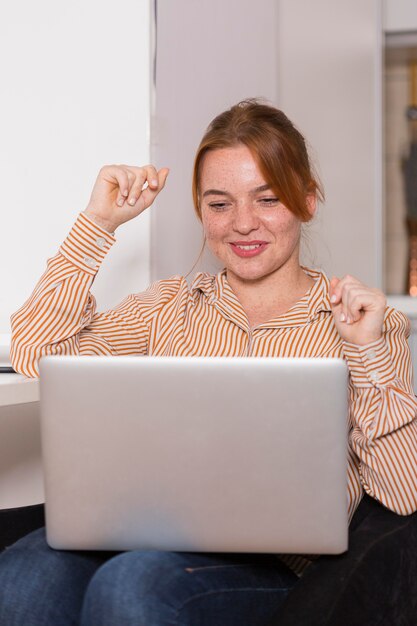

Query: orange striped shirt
left=11, top=212, right=417, bottom=527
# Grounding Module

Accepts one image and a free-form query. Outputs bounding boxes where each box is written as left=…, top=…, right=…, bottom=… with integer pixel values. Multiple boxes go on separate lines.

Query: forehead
left=199, top=145, right=265, bottom=189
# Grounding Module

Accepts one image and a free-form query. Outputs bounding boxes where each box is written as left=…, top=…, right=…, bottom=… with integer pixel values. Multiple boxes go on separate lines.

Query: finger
left=114, top=169, right=133, bottom=206
left=129, top=164, right=160, bottom=192
left=341, top=282, right=376, bottom=324
left=125, top=165, right=161, bottom=206
left=333, top=276, right=362, bottom=323
left=344, top=288, right=361, bottom=323
left=125, top=168, right=148, bottom=207
left=144, top=165, right=159, bottom=190
left=339, top=283, right=357, bottom=324
left=158, top=167, right=170, bottom=187
left=347, top=288, right=385, bottom=324
left=329, top=276, right=341, bottom=305
left=330, top=276, right=351, bottom=323
left=138, top=167, right=170, bottom=209
left=100, top=166, right=130, bottom=207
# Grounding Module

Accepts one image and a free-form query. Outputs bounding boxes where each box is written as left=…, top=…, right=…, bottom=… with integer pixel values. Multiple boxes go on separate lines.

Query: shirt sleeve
left=10, top=213, right=150, bottom=377
left=343, top=308, right=417, bottom=515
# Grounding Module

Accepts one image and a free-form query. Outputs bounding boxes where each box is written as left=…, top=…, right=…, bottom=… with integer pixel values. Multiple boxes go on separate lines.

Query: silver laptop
left=39, top=356, right=349, bottom=554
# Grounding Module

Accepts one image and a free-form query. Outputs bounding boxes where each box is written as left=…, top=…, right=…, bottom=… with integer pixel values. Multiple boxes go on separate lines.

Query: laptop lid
left=39, top=355, right=349, bottom=554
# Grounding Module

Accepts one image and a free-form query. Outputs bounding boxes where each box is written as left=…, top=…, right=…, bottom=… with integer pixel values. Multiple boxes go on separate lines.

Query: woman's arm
left=330, top=275, right=417, bottom=515
left=10, top=165, right=169, bottom=377
left=344, top=310, right=417, bottom=515
left=10, top=213, right=149, bottom=377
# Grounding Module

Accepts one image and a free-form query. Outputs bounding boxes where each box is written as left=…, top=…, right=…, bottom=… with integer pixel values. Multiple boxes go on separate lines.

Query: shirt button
left=96, top=237, right=106, bottom=248
left=370, top=371, right=380, bottom=382
left=366, top=349, right=377, bottom=360
left=84, top=257, right=97, bottom=268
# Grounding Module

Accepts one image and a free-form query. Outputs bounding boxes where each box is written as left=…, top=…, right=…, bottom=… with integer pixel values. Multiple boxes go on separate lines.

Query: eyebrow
left=202, top=184, right=272, bottom=198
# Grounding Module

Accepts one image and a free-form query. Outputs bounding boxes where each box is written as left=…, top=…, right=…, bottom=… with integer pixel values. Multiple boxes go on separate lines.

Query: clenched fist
left=329, top=275, right=386, bottom=346
left=84, top=164, right=169, bottom=233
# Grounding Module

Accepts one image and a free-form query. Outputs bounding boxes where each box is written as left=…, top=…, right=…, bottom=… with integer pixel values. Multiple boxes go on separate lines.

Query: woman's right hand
left=84, top=164, right=169, bottom=233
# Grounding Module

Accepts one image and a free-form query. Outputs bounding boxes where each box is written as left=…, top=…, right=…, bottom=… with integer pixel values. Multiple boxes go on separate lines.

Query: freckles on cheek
left=264, top=212, right=301, bottom=237
left=202, top=215, right=224, bottom=240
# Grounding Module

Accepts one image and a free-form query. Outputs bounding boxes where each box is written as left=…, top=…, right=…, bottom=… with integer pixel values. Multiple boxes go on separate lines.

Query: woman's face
left=199, top=144, right=306, bottom=286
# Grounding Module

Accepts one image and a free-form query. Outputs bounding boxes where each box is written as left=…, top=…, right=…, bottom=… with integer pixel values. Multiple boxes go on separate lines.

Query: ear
left=306, top=194, right=317, bottom=220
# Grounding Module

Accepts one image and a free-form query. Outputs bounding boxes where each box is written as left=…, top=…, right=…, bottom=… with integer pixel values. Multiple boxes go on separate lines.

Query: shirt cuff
left=342, top=337, right=397, bottom=388
left=60, top=212, right=116, bottom=275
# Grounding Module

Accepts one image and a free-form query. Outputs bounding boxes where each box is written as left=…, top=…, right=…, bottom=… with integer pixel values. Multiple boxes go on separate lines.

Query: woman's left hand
left=329, top=275, right=386, bottom=346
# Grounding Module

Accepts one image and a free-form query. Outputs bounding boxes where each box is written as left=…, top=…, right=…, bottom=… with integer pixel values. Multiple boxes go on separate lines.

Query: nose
left=232, top=202, right=260, bottom=234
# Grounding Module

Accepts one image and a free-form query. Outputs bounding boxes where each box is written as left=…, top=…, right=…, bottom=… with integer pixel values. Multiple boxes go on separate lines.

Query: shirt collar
left=190, top=270, right=248, bottom=327
left=191, top=267, right=332, bottom=329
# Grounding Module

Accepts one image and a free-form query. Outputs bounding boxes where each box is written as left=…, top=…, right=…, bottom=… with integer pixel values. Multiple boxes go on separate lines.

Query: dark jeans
left=0, top=528, right=298, bottom=625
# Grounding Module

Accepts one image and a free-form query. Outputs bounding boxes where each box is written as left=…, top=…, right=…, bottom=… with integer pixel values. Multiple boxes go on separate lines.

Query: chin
left=228, top=267, right=272, bottom=283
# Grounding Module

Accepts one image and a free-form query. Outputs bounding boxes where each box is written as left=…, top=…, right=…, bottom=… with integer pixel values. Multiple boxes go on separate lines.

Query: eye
left=208, top=202, right=230, bottom=211
left=258, top=197, right=280, bottom=206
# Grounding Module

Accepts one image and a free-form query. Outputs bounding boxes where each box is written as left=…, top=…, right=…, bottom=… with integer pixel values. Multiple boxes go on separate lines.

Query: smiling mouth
left=234, top=244, right=262, bottom=250
left=229, top=242, right=267, bottom=257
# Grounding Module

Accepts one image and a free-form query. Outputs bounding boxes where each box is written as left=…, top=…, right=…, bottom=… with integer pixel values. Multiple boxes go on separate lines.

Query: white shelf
left=387, top=295, right=417, bottom=318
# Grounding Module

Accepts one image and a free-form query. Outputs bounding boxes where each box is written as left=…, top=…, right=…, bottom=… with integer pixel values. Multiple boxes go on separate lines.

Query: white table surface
left=0, top=374, right=40, bottom=407
left=0, top=334, right=40, bottom=407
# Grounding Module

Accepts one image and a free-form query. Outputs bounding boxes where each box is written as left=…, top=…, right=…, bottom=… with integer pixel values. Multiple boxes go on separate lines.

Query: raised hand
left=84, top=164, right=169, bottom=233
left=329, top=275, right=386, bottom=346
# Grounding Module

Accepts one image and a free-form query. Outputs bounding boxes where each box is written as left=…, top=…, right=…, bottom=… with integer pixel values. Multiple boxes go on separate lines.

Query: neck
left=226, top=263, right=314, bottom=327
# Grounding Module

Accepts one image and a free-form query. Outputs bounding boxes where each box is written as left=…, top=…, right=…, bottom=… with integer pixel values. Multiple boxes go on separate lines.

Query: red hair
left=192, top=99, right=324, bottom=221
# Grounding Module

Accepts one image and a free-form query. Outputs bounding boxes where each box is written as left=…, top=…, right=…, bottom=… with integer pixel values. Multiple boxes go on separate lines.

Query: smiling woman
left=2, top=99, right=417, bottom=626
left=199, top=145, right=314, bottom=326
left=192, top=101, right=324, bottom=325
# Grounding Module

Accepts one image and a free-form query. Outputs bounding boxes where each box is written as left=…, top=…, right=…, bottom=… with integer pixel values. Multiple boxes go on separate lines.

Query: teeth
left=236, top=244, right=261, bottom=250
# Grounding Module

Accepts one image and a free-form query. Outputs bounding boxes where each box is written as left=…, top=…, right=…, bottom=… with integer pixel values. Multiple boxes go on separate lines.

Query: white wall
left=384, top=0, right=417, bottom=32
left=1, top=0, right=151, bottom=335
left=151, top=0, right=279, bottom=281
left=277, top=0, right=382, bottom=287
